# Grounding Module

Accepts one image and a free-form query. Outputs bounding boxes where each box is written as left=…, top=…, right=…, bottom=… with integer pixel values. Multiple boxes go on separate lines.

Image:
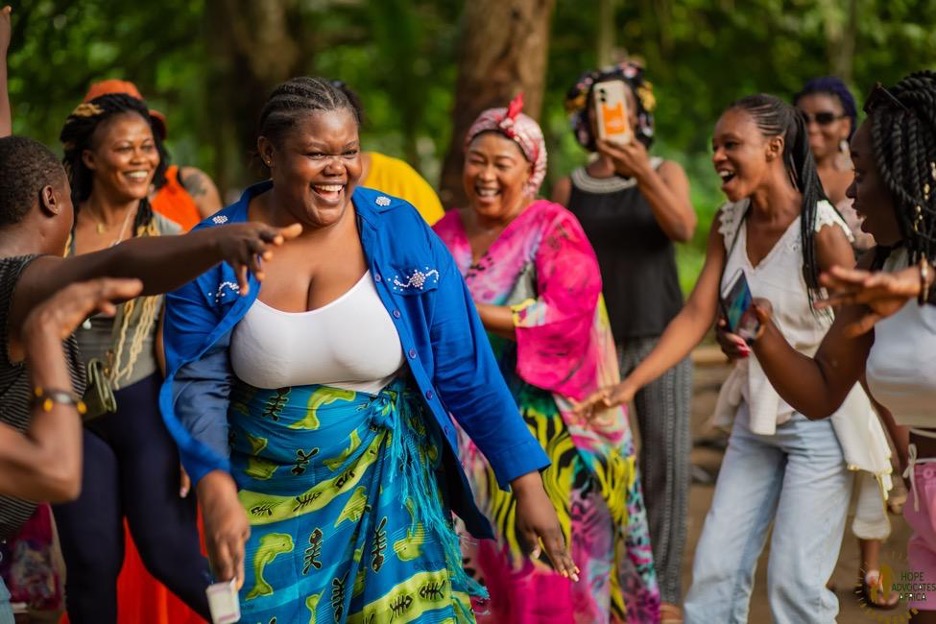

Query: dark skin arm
left=595, top=140, right=697, bottom=242
left=576, top=209, right=726, bottom=414
left=7, top=222, right=302, bottom=361
left=474, top=302, right=516, bottom=339
left=0, top=278, right=142, bottom=501
left=748, top=227, right=869, bottom=419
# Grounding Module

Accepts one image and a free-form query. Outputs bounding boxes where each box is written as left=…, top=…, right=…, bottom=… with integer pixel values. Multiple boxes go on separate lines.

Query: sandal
left=856, top=570, right=900, bottom=610
left=660, top=602, right=684, bottom=624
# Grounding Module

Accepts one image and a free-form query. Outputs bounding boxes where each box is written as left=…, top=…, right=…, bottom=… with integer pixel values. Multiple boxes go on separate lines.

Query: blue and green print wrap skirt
left=228, top=377, right=482, bottom=623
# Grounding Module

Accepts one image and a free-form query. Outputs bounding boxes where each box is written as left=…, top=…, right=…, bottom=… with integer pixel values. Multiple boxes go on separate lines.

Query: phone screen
left=721, top=269, right=761, bottom=343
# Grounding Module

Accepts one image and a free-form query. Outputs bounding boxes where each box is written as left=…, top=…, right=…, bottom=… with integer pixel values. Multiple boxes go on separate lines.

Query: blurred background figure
left=553, top=60, right=695, bottom=624
left=793, top=76, right=874, bottom=251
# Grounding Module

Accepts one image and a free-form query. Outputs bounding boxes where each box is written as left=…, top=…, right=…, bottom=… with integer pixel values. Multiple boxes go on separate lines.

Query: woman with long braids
left=54, top=93, right=212, bottom=622
left=576, top=93, right=890, bottom=623
left=159, top=77, right=574, bottom=623
left=716, top=71, right=936, bottom=622
left=794, top=75, right=899, bottom=610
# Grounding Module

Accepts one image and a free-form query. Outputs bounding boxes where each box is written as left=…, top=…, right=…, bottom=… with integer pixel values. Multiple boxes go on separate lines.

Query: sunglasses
left=863, top=82, right=911, bottom=115
left=800, top=111, right=846, bottom=126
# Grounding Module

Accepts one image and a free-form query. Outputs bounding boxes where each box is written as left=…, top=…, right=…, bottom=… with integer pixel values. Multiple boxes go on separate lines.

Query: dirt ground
left=669, top=349, right=914, bottom=623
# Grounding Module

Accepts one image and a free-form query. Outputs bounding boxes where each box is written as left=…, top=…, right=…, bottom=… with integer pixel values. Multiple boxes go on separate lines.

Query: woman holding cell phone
left=552, top=62, right=695, bottom=623
left=575, top=93, right=888, bottom=623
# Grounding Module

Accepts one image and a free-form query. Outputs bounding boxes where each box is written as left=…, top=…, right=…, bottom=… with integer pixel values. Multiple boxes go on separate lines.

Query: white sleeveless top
left=230, top=271, right=404, bottom=395
left=866, top=247, right=936, bottom=428
left=713, top=199, right=892, bottom=481
left=718, top=198, right=846, bottom=430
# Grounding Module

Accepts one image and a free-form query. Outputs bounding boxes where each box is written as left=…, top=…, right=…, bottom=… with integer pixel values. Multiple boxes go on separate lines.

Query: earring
left=835, top=139, right=852, bottom=170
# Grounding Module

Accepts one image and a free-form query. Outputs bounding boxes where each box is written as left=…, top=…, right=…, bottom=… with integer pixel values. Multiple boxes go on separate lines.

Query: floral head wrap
left=565, top=60, right=656, bottom=151
left=464, top=93, right=548, bottom=196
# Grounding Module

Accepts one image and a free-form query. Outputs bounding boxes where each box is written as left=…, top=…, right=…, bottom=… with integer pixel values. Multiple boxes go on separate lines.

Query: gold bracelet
left=33, top=387, right=87, bottom=416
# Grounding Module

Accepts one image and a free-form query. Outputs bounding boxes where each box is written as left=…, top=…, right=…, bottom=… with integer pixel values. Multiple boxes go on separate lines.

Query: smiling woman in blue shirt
left=159, top=77, right=576, bottom=624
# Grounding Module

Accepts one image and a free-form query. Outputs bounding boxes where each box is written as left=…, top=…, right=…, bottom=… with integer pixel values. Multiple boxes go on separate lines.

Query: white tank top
left=866, top=247, right=936, bottom=428
left=230, top=271, right=404, bottom=395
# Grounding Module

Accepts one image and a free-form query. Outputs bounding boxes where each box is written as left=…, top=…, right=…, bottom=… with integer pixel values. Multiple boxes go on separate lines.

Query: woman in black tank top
left=552, top=61, right=696, bottom=623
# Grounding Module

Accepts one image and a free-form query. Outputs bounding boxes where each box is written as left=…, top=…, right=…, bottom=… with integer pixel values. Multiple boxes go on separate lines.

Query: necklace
left=85, top=205, right=136, bottom=247
left=109, top=206, right=136, bottom=247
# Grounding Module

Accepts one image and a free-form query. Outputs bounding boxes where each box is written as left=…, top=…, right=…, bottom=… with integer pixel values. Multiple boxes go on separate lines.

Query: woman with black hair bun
left=576, top=93, right=889, bottom=623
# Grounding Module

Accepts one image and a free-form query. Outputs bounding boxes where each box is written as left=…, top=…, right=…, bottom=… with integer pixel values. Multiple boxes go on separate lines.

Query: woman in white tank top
left=577, top=94, right=860, bottom=624
left=714, top=72, right=936, bottom=620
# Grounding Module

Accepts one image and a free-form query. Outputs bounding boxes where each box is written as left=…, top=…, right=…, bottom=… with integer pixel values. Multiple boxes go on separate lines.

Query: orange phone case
left=593, top=80, right=632, bottom=144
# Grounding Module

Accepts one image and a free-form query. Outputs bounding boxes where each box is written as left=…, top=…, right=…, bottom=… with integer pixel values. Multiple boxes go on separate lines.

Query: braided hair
left=257, top=77, right=363, bottom=161
left=730, top=94, right=829, bottom=302
left=59, top=93, right=167, bottom=235
left=865, top=71, right=936, bottom=267
left=794, top=76, right=858, bottom=140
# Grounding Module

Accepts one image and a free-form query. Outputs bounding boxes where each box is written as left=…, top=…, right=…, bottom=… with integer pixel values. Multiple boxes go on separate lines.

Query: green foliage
left=5, top=0, right=936, bottom=289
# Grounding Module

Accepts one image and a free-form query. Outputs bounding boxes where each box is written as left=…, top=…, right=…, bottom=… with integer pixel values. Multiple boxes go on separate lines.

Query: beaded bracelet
left=33, top=387, right=87, bottom=416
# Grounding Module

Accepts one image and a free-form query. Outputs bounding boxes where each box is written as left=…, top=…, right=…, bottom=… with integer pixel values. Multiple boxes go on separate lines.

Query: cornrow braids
left=59, top=93, right=167, bottom=236
left=730, top=94, right=829, bottom=305
left=866, top=71, right=936, bottom=267
left=257, top=77, right=363, bottom=162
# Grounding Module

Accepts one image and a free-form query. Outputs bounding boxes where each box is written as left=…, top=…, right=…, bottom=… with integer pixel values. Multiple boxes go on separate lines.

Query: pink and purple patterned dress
left=434, top=199, right=660, bottom=624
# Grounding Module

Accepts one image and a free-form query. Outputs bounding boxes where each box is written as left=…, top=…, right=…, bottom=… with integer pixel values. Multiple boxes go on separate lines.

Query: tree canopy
left=8, top=0, right=936, bottom=285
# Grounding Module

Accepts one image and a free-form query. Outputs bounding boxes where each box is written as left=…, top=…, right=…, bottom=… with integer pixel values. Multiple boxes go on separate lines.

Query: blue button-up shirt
left=159, top=181, right=550, bottom=537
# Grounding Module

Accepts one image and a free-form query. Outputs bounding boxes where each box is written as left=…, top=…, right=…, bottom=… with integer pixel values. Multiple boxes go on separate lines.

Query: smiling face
left=82, top=112, right=158, bottom=203
left=712, top=107, right=782, bottom=202
left=847, top=121, right=901, bottom=245
left=796, top=92, right=851, bottom=163
left=260, top=108, right=362, bottom=229
left=463, top=131, right=532, bottom=224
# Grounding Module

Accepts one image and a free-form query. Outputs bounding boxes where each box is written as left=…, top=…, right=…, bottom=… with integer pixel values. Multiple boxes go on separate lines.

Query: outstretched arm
left=8, top=222, right=302, bottom=362
left=577, top=209, right=725, bottom=413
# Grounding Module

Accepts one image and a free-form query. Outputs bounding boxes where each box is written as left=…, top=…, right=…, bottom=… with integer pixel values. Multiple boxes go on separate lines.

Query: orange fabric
left=150, top=165, right=201, bottom=232
left=59, top=516, right=208, bottom=624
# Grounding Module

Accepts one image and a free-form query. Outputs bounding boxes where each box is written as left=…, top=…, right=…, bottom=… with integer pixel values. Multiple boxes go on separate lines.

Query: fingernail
left=571, top=572, right=580, bottom=582
left=530, top=547, right=541, bottom=559
left=179, top=487, right=188, bottom=497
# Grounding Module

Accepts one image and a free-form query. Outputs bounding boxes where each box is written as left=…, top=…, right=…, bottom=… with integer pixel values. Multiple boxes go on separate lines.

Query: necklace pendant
left=96, top=223, right=106, bottom=234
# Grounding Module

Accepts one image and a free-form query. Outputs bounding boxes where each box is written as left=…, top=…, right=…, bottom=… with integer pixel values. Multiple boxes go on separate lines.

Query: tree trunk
left=204, top=0, right=308, bottom=193
left=438, top=0, right=556, bottom=207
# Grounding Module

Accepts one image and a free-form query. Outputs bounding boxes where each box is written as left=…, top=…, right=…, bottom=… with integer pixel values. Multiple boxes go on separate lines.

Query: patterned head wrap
left=464, top=93, right=548, bottom=196
left=565, top=60, right=656, bottom=151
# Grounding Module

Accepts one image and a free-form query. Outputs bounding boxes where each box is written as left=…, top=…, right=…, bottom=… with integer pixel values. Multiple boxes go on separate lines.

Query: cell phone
left=720, top=269, right=761, bottom=344
left=592, top=80, right=632, bottom=145
left=206, top=579, right=241, bottom=624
